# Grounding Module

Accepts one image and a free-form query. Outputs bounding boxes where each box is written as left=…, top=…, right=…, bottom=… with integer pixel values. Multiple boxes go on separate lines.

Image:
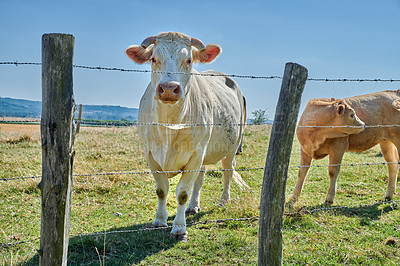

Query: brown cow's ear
left=126, top=45, right=152, bottom=64
left=194, top=44, right=222, bottom=63
left=392, top=100, right=400, bottom=111
left=336, top=104, right=345, bottom=116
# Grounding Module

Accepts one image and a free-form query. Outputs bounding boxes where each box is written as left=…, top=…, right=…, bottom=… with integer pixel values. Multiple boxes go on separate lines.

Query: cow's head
left=126, top=32, right=221, bottom=104
left=333, top=100, right=365, bottom=135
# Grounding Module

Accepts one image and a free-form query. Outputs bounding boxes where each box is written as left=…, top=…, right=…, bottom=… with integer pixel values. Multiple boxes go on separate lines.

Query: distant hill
left=78, top=104, right=138, bottom=121
left=0, top=97, right=41, bottom=118
left=0, top=97, right=138, bottom=121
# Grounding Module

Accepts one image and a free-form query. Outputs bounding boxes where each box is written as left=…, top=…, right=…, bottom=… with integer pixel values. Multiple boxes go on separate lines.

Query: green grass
left=1, top=124, right=400, bottom=265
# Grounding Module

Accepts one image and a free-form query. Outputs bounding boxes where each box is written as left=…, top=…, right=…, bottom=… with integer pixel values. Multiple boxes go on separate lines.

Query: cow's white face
left=149, top=41, right=193, bottom=104
left=126, top=32, right=221, bottom=105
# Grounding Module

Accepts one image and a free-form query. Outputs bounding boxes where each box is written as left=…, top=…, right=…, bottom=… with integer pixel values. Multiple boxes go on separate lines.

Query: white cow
left=126, top=32, right=247, bottom=241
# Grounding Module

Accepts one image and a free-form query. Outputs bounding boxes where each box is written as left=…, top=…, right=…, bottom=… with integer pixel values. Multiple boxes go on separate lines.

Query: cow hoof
left=170, top=232, right=188, bottom=242
left=385, top=197, right=393, bottom=202
left=324, top=200, right=333, bottom=205
left=287, top=198, right=297, bottom=207
left=152, top=220, right=168, bottom=228
left=185, top=206, right=200, bottom=215
left=286, top=200, right=295, bottom=211
left=218, top=199, right=228, bottom=207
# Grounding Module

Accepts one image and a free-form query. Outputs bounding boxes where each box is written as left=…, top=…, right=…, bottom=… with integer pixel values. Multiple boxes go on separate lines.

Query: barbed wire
left=2, top=199, right=398, bottom=248
left=297, top=125, right=400, bottom=129
left=74, top=121, right=268, bottom=127
left=0, top=216, right=258, bottom=248
left=128, top=123, right=400, bottom=129
left=2, top=161, right=399, bottom=182
left=1, top=61, right=400, bottom=82
left=0, top=62, right=41, bottom=67
left=74, top=64, right=282, bottom=80
left=0, top=119, right=271, bottom=127
left=307, top=77, right=400, bottom=82
left=0, top=175, right=41, bottom=181
left=0, top=167, right=265, bottom=182
left=0, top=237, right=40, bottom=248
left=291, top=161, right=400, bottom=169
left=2, top=119, right=399, bottom=130
left=0, top=61, right=280, bottom=80
left=0, top=120, right=40, bottom=124
left=75, top=216, right=259, bottom=238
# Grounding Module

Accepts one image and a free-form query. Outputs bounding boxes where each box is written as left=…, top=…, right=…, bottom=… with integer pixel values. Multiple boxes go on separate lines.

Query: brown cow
left=290, top=90, right=400, bottom=205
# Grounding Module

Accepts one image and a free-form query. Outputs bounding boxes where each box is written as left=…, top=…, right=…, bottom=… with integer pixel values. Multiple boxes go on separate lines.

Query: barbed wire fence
left=3, top=161, right=400, bottom=182
left=2, top=61, right=400, bottom=82
left=2, top=198, right=399, bottom=248
left=1, top=60, right=400, bottom=252
left=1, top=134, right=399, bottom=248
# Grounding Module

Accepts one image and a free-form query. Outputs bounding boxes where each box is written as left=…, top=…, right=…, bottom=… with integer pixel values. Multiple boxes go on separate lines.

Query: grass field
left=1, top=123, right=400, bottom=265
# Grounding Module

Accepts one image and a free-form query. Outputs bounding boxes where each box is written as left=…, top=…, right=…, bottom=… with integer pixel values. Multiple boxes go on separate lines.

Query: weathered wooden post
left=39, top=33, right=76, bottom=265
left=76, top=104, right=83, bottom=133
left=258, top=62, right=308, bottom=265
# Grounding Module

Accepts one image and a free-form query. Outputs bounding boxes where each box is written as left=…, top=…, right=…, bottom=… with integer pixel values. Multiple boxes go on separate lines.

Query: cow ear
left=392, top=100, right=400, bottom=111
left=126, top=45, right=152, bottom=64
left=336, top=104, right=345, bottom=116
left=194, top=44, right=222, bottom=63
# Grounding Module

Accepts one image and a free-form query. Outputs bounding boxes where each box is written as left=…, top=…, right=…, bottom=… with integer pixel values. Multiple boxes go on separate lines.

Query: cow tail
left=243, top=96, right=247, bottom=128
left=236, top=96, right=246, bottom=155
left=232, top=171, right=249, bottom=189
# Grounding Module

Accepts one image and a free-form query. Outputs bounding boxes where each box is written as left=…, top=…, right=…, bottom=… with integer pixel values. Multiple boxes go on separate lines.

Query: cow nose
left=355, top=117, right=366, bottom=132
left=157, top=82, right=182, bottom=102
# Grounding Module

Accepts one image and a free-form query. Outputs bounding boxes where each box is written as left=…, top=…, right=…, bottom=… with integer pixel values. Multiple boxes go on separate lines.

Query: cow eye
left=151, top=57, right=157, bottom=64
left=350, top=114, right=354, bottom=118
left=186, top=58, right=192, bottom=65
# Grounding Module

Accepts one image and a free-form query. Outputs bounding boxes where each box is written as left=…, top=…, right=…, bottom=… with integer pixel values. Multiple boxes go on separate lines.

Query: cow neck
left=154, top=99, right=185, bottom=125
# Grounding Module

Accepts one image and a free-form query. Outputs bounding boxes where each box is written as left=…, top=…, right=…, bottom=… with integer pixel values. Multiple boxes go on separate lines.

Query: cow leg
left=380, top=141, right=399, bottom=201
left=170, top=171, right=198, bottom=241
left=289, top=148, right=312, bottom=205
left=186, top=166, right=205, bottom=215
left=325, top=140, right=347, bottom=204
left=218, top=156, right=236, bottom=206
left=152, top=173, right=169, bottom=227
left=146, top=153, right=170, bottom=228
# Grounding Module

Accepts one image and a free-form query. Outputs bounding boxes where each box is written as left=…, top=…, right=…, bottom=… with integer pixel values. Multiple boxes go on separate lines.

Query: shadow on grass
left=22, top=211, right=210, bottom=265
left=286, top=201, right=398, bottom=226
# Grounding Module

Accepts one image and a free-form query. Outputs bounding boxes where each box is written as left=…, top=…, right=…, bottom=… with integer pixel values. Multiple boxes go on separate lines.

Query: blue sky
left=0, top=0, right=399, bottom=118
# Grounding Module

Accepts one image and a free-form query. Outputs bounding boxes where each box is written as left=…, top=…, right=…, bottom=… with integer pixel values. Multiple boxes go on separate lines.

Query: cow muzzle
left=354, top=118, right=366, bottom=133
left=157, top=81, right=182, bottom=103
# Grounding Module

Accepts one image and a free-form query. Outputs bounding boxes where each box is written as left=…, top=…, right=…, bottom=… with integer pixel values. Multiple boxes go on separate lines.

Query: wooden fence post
left=76, top=104, right=83, bottom=133
left=39, top=33, right=76, bottom=265
left=258, top=62, right=308, bottom=265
